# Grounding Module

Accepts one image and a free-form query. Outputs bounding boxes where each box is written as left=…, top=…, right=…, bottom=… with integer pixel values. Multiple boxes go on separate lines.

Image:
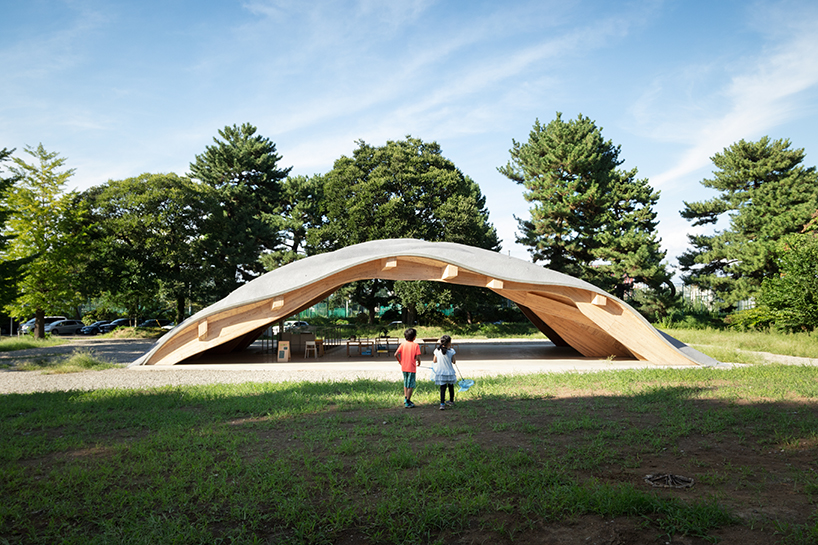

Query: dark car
left=45, top=319, right=85, bottom=336
left=99, top=318, right=131, bottom=333
left=138, top=319, right=172, bottom=328
left=80, top=320, right=110, bottom=335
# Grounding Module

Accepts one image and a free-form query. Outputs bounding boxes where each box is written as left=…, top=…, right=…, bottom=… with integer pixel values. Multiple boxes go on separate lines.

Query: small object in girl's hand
left=458, top=379, right=475, bottom=392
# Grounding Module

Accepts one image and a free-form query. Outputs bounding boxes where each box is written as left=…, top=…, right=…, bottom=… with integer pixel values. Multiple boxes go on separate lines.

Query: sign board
left=277, top=341, right=290, bottom=362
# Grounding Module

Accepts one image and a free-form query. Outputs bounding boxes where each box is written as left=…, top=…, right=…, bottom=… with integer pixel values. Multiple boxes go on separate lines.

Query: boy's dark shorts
left=402, top=372, right=416, bottom=389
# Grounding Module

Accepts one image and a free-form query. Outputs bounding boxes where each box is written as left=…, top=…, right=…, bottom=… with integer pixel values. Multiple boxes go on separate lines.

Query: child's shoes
left=439, top=403, right=446, bottom=410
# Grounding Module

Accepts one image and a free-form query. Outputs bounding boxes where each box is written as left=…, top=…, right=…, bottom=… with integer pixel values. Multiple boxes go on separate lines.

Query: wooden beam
left=504, top=291, right=633, bottom=358
left=143, top=250, right=699, bottom=367
left=441, top=264, right=459, bottom=280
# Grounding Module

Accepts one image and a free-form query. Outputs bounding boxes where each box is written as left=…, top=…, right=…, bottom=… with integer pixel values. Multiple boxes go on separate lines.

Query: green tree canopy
left=499, top=113, right=671, bottom=299
left=189, top=123, right=291, bottom=301
left=0, top=148, right=28, bottom=307
left=679, top=137, right=818, bottom=309
left=260, top=174, right=325, bottom=270
left=756, top=233, right=818, bottom=332
left=314, top=136, right=500, bottom=323
left=4, top=144, right=85, bottom=336
left=80, top=173, right=207, bottom=323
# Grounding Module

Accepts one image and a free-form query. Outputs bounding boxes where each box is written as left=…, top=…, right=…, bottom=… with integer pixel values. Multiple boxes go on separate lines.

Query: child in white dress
left=431, top=335, right=457, bottom=410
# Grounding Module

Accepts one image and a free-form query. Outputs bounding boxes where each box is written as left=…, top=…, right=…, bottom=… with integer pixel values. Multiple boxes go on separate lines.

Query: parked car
left=20, top=316, right=67, bottom=335
left=45, top=319, right=85, bottom=336
left=138, top=318, right=172, bottom=328
left=99, top=318, right=132, bottom=333
left=271, top=320, right=310, bottom=335
left=80, top=320, right=110, bottom=335
left=286, top=320, right=310, bottom=331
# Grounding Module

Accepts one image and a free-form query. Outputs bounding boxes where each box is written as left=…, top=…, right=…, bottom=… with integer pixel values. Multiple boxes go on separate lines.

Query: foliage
left=102, top=326, right=166, bottom=340
left=80, top=173, right=206, bottom=324
left=12, top=348, right=119, bottom=373
left=313, top=136, right=500, bottom=322
left=654, top=301, right=726, bottom=330
left=679, top=137, right=818, bottom=310
left=3, top=144, right=86, bottom=336
left=499, top=113, right=672, bottom=299
left=189, top=123, right=291, bottom=301
left=756, top=233, right=818, bottom=332
left=392, top=280, right=452, bottom=325
left=628, top=287, right=683, bottom=323
left=0, top=336, right=65, bottom=354
left=260, top=174, right=325, bottom=270
left=724, top=307, right=779, bottom=332
left=316, top=136, right=498, bottom=250
left=0, top=148, right=28, bottom=307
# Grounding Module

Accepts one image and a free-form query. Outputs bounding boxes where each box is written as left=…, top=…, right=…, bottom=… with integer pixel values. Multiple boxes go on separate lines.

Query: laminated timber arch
left=132, top=239, right=718, bottom=367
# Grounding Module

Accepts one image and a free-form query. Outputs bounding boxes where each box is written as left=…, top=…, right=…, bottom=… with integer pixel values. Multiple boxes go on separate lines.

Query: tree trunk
left=175, top=292, right=186, bottom=324
left=35, top=308, right=45, bottom=339
left=406, top=306, right=417, bottom=326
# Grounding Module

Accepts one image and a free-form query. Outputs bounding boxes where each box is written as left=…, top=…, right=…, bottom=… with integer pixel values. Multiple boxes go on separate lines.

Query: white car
left=45, top=319, right=85, bottom=336
left=20, top=316, right=67, bottom=334
left=271, top=320, right=310, bottom=334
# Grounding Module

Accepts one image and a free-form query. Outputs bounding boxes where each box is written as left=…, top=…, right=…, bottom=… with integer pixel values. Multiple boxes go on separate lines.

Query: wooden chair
left=305, top=340, right=317, bottom=359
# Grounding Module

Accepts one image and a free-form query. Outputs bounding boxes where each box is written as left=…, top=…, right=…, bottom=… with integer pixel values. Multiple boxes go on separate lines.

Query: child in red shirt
left=395, top=328, right=422, bottom=408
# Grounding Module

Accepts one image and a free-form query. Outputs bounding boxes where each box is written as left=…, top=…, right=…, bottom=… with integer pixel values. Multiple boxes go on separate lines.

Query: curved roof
left=132, top=239, right=718, bottom=367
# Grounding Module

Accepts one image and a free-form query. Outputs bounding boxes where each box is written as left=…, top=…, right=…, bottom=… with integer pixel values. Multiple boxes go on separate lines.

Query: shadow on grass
left=2, top=371, right=818, bottom=544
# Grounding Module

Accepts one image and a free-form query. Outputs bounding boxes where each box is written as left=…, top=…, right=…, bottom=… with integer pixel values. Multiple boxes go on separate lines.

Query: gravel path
left=0, top=339, right=402, bottom=394
left=2, top=338, right=815, bottom=395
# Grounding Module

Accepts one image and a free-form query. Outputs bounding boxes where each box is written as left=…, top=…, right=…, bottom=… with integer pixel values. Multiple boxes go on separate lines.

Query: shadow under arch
left=131, top=239, right=718, bottom=367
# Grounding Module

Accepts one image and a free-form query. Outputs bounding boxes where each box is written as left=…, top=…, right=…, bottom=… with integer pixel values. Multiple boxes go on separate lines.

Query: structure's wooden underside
left=133, top=239, right=714, bottom=367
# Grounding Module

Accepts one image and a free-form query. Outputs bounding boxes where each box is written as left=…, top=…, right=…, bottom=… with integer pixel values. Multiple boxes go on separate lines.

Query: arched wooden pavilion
left=131, top=239, right=717, bottom=367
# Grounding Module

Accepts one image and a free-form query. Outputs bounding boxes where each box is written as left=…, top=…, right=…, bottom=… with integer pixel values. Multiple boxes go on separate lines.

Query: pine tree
left=189, top=123, right=291, bottom=301
left=679, top=137, right=818, bottom=309
left=499, top=113, right=671, bottom=298
left=260, top=174, right=325, bottom=270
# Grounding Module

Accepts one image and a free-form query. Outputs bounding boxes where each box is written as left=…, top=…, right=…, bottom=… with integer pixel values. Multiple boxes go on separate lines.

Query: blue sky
left=3, top=0, right=818, bottom=274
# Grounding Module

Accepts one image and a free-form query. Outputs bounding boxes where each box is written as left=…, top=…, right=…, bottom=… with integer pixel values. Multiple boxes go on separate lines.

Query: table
left=420, top=338, right=438, bottom=354
left=374, top=337, right=400, bottom=356
left=346, top=339, right=375, bottom=357
left=419, top=338, right=458, bottom=354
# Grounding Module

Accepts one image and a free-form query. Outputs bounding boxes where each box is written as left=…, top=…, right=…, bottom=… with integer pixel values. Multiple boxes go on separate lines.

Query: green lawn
left=2, top=364, right=818, bottom=544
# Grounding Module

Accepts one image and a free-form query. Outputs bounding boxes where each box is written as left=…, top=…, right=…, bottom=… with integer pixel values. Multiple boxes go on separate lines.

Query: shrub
left=725, top=307, right=778, bottom=331
left=655, top=302, right=726, bottom=330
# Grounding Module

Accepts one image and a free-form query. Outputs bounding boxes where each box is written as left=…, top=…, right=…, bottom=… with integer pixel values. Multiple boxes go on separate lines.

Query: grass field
left=0, top=337, right=66, bottom=352
left=663, top=328, right=818, bottom=362
left=2, top=360, right=818, bottom=544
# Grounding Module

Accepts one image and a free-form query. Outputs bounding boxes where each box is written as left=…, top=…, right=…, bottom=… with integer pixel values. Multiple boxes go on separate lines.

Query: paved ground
left=3, top=336, right=813, bottom=395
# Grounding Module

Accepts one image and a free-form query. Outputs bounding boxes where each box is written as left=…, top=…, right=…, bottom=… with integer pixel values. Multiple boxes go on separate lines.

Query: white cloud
left=648, top=12, right=818, bottom=187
